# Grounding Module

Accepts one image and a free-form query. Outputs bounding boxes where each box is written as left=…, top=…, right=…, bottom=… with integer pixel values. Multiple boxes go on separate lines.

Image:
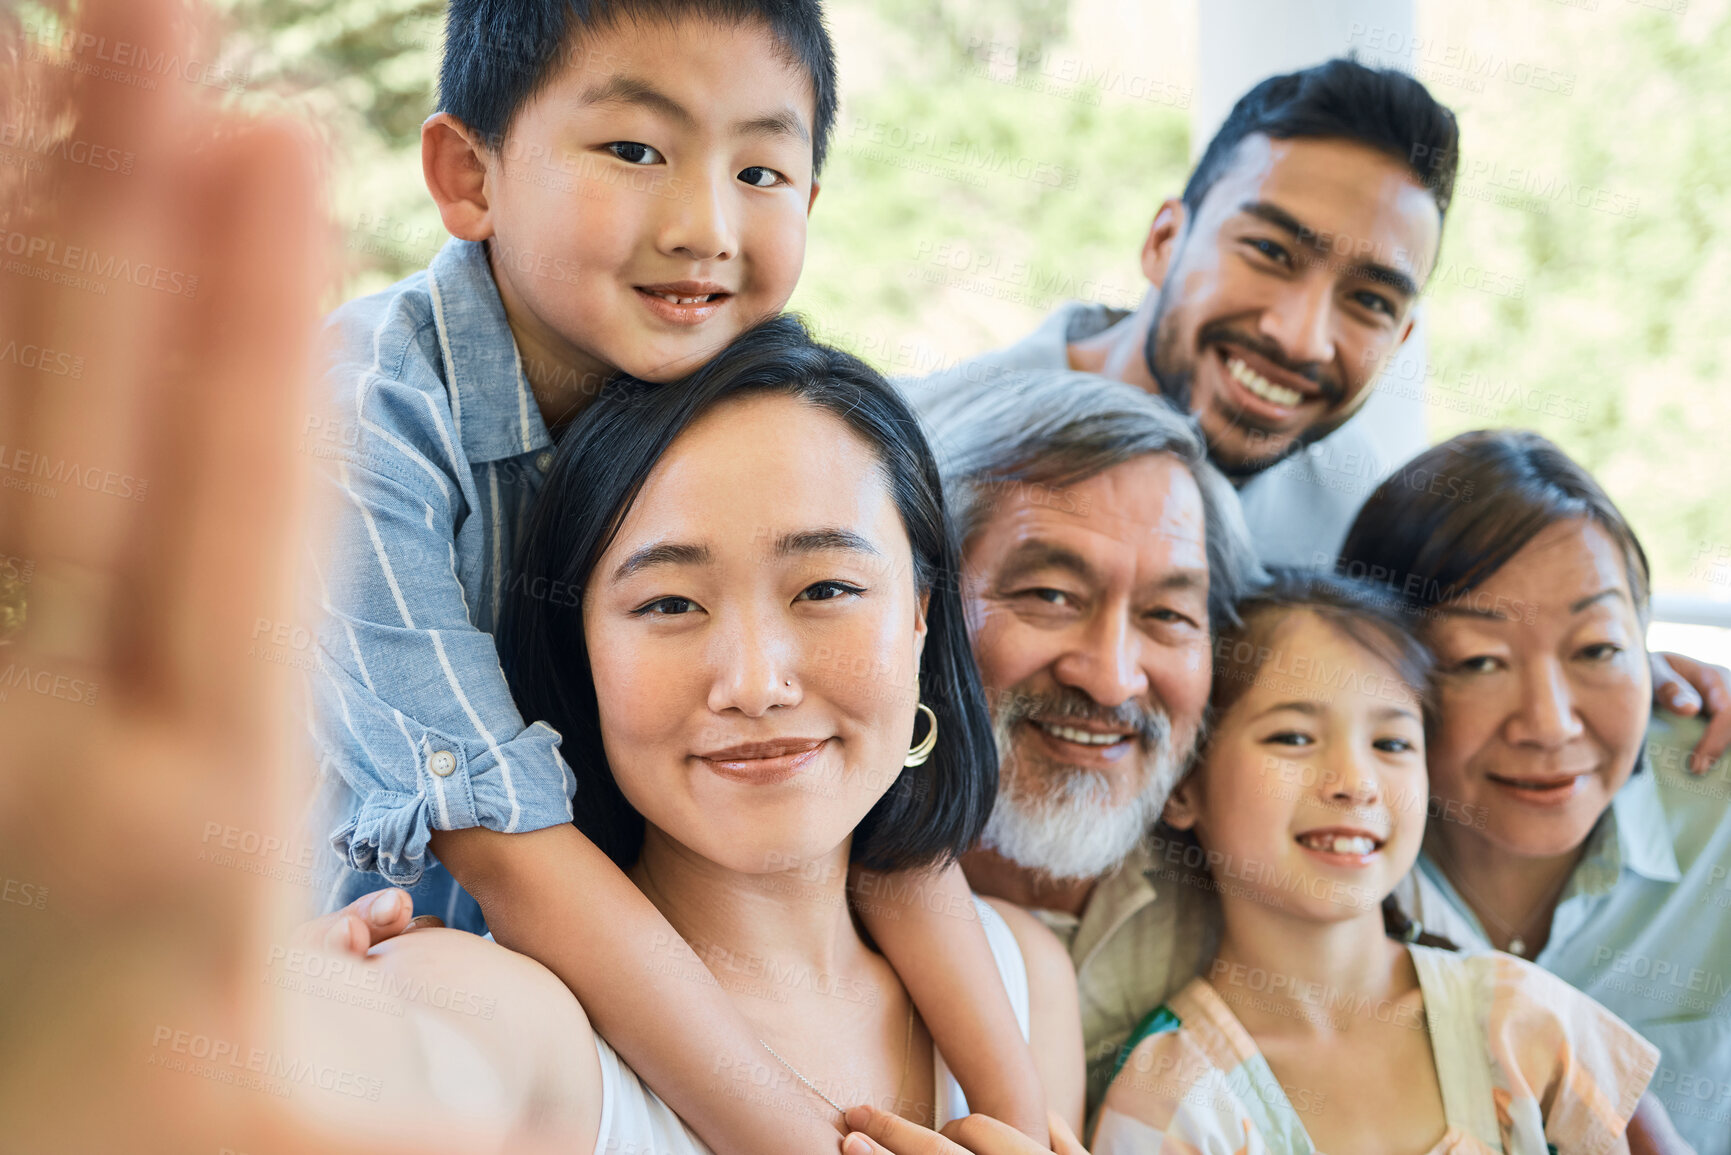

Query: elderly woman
left=1341, top=430, right=1730, bottom=1155
left=315, top=316, right=1085, bottom=1153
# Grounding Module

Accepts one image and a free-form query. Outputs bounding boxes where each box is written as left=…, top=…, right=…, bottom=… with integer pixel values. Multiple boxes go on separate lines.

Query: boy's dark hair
left=1184, top=57, right=1460, bottom=221
left=497, top=314, right=999, bottom=872
left=440, top=0, right=839, bottom=171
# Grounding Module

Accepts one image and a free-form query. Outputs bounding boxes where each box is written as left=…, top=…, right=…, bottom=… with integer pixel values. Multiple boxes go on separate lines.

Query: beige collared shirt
left=1025, top=839, right=1220, bottom=1117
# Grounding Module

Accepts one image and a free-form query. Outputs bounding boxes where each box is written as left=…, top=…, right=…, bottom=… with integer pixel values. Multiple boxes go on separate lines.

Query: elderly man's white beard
left=980, top=705, right=1187, bottom=883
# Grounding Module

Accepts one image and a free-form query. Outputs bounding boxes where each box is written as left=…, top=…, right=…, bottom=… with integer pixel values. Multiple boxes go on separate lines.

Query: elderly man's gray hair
left=913, top=369, right=1264, bottom=630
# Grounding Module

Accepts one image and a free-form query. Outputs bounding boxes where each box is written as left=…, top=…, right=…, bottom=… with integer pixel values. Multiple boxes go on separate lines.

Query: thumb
left=291, top=887, right=415, bottom=956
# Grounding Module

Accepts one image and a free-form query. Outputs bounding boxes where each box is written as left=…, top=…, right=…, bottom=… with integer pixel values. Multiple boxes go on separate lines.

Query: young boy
left=308, top=1, right=1046, bottom=1148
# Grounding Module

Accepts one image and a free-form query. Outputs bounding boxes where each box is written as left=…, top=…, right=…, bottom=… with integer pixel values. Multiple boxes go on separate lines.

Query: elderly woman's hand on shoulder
left=842, top=1105, right=1089, bottom=1155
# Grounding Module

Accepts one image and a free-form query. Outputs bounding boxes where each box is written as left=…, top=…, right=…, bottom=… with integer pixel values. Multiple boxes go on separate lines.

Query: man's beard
left=979, top=685, right=1192, bottom=883
left=1142, top=296, right=1346, bottom=480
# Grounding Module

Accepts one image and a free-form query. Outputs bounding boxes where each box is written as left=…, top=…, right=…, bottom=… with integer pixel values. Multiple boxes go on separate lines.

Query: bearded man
left=917, top=369, right=1259, bottom=1113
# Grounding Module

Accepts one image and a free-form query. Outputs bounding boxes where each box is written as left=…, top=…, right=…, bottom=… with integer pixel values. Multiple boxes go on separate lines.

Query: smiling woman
left=1344, top=430, right=1731, bottom=1155
left=499, top=314, right=997, bottom=873
left=347, top=312, right=1080, bottom=1150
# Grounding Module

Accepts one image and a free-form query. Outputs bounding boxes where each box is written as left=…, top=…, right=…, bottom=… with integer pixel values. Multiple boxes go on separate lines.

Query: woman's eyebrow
left=611, top=541, right=709, bottom=582
left=774, top=528, right=881, bottom=558
left=1570, top=587, right=1626, bottom=613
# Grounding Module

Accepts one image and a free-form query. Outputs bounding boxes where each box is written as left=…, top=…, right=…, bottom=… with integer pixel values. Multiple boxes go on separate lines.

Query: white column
left=1194, top=0, right=1429, bottom=469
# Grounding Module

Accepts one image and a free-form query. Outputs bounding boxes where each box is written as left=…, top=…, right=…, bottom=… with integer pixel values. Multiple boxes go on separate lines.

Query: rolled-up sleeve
left=311, top=451, right=574, bottom=886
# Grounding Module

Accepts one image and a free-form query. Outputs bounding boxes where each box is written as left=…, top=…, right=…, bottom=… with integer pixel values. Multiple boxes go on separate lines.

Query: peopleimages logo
left=0, top=228, right=199, bottom=297
left=0, top=443, right=148, bottom=501
left=24, top=25, right=250, bottom=93
left=0, top=120, right=135, bottom=174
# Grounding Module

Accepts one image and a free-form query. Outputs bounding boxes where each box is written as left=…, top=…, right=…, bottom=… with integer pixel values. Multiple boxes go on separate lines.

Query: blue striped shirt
left=308, top=238, right=575, bottom=930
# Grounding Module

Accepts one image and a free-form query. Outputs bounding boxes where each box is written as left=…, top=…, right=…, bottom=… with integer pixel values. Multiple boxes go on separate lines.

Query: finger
left=406, top=915, right=447, bottom=931
left=845, top=1105, right=960, bottom=1155
left=1047, top=1110, right=1087, bottom=1155
left=1652, top=654, right=1701, bottom=716
left=1691, top=695, right=1731, bottom=775
left=940, top=1114, right=1040, bottom=1153
left=291, top=887, right=415, bottom=955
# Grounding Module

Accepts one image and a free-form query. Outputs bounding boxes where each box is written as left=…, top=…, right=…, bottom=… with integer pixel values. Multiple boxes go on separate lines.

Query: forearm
left=1626, top=1090, right=1693, bottom=1155
left=854, top=861, right=1048, bottom=1142
left=433, top=824, right=843, bottom=1155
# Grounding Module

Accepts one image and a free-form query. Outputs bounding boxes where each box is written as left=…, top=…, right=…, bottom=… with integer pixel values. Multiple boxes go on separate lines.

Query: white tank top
left=589, top=896, right=1032, bottom=1154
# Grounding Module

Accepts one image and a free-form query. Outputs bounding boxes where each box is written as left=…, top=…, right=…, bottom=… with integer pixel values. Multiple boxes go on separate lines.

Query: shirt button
left=535, top=450, right=553, bottom=473
left=430, top=750, right=457, bottom=777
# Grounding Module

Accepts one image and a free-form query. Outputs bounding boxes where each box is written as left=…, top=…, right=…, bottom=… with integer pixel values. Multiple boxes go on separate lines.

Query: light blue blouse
left=1397, top=711, right=1731, bottom=1155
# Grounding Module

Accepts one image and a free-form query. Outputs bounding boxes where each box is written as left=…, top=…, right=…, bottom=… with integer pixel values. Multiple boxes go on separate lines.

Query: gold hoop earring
left=904, top=701, right=938, bottom=768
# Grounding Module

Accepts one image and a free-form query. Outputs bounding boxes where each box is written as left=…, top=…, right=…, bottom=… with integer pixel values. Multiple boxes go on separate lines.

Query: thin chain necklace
left=757, top=999, right=916, bottom=1118
left=1430, top=838, right=1572, bottom=958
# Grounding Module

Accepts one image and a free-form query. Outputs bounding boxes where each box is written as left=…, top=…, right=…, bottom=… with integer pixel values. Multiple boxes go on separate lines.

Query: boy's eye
left=633, top=595, right=698, bottom=617
left=1375, top=736, right=1416, bottom=754
left=1266, top=730, right=1314, bottom=747
left=1579, top=642, right=1623, bottom=662
left=607, top=141, right=664, bottom=166
left=797, top=580, right=864, bottom=603
left=1454, top=655, right=1502, bottom=675
left=738, top=166, right=785, bottom=188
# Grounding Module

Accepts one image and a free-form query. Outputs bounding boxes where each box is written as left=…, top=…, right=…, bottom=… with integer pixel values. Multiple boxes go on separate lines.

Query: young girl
left=1091, top=572, right=1661, bottom=1155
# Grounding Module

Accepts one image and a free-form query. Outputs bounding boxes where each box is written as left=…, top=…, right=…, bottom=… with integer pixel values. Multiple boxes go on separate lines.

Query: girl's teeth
left=1035, top=721, right=1128, bottom=747
left=1300, top=833, right=1377, bottom=855
left=651, top=292, right=711, bottom=305
left=1227, top=356, right=1303, bottom=407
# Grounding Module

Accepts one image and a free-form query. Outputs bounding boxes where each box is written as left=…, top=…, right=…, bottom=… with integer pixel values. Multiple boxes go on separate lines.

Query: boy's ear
left=1161, top=773, right=1202, bottom=831
left=1140, top=197, right=1186, bottom=291
left=423, top=113, right=495, bottom=242
left=807, top=178, right=821, bottom=215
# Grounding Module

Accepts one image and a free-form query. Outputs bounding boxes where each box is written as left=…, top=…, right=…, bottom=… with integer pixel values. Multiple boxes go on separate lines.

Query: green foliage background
left=218, top=0, right=1731, bottom=595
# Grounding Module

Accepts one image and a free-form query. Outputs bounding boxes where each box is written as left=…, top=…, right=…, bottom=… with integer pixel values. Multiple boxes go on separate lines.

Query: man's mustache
left=996, top=684, right=1171, bottom=751
left=1198, top=322, right=1345, bottom=408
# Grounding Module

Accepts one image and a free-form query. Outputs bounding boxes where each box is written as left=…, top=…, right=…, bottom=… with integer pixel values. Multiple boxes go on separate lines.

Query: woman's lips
left=697, top=737, right=828, bottom=785
left=1484, top=772, right=1588, bottom=806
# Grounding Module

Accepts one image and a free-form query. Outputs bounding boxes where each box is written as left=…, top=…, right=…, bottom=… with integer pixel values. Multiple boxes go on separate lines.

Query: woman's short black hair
left=1337, top=429, right=1652, bottom=625
left=497, top=314, right=999, bottom=872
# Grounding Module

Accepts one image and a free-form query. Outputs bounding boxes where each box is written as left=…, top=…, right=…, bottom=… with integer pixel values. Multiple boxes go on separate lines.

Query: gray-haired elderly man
left=913, top=369, right=1261, bottom=1115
